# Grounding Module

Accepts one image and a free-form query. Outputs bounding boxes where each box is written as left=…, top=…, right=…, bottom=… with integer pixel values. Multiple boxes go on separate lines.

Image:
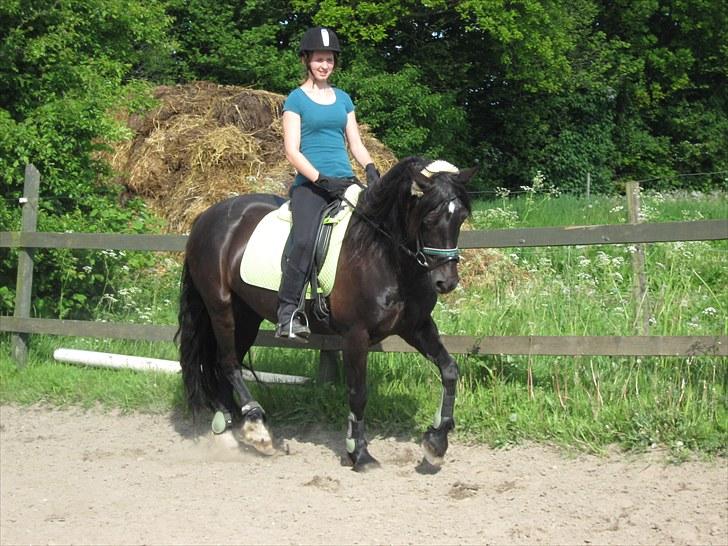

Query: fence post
left=625, top=181, right=650, bottom=335
left=11, top=165, right=40, bottom=367
left=318, top=349, right=341, bottom=384
left=586, top=172, right=591, bottom=200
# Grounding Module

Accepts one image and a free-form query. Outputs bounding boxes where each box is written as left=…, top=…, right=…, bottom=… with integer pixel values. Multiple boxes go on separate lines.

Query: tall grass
left=1, top=186, right=726, bottom=456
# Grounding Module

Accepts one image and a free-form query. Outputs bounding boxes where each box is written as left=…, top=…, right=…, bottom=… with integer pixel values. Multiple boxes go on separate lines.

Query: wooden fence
left=1, top=165, right=726, bottom=379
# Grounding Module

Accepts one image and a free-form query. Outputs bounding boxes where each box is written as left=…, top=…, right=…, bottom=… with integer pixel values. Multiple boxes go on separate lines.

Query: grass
left=1, top=187, right=726, bottom=456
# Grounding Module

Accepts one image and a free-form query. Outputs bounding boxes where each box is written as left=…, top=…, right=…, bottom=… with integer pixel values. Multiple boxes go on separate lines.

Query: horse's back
left=186, top=193, right=286, bottom=272
left=191, top=193, right=285, bottom=230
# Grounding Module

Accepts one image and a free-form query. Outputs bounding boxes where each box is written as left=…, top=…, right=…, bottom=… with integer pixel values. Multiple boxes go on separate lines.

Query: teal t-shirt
left=283, top=87, right=355, bottom=186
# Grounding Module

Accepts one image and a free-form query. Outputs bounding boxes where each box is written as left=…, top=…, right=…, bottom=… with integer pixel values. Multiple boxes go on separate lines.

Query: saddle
left=239, top=185, right=362, bottom=318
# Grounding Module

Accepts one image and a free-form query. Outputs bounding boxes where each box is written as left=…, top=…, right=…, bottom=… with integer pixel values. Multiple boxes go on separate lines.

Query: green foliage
left=1, top=0, right=726, bottom=320
left=165, top=0, right=300, bottom=92
left=0, top=0, right=173, bottom=318
left=336, top=60, right=469, bottom=161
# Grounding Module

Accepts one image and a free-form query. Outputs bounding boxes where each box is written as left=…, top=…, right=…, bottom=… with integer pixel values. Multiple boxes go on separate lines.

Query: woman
left=276, top=26, right=380, bottom=341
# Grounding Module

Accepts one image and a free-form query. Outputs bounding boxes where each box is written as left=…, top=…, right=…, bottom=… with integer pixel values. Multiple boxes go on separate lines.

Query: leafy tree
left=0, top=0, right=175, bottom=317
left=165, top=0, right=303, bottom=92
left=599, top=0, right=728, bottom=187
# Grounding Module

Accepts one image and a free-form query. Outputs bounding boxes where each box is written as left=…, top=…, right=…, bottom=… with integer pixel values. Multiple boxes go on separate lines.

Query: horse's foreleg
left=422, top=352, right=458, bottom=466
left=343, top=331, right=379, bottom=471
left=403, top=318, right=459, bottom=466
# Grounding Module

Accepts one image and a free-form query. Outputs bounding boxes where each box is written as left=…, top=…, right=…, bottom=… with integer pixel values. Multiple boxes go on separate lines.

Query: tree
left=0, top=0, right=175, bottom=317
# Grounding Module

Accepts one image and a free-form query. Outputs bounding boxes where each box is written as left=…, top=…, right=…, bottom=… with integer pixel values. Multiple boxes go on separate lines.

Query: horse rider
left=276, top=26, right=381, bottom=341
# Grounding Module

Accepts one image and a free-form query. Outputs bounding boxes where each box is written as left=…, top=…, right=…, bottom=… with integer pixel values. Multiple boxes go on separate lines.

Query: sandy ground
left=1, top=405, right=726, bottom=546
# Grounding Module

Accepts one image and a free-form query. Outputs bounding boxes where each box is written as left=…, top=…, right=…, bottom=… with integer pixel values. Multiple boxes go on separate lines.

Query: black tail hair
left=175, top=260, right=221, bottom=413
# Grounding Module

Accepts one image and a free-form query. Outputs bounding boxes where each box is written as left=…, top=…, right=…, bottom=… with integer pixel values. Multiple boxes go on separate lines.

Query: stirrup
left=275, top=312, right=310, bottom=342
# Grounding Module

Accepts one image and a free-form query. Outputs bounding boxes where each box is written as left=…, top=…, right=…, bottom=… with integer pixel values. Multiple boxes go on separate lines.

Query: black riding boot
left=275, top=261, right=311, bottom=341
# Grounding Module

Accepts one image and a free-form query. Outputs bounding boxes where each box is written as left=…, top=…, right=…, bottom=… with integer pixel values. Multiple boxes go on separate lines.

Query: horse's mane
left=348, top=156, right=471, bottom=266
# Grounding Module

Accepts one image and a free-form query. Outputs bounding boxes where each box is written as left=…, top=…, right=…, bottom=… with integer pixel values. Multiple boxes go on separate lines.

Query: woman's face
left=307, top=50, right=336, bottom=82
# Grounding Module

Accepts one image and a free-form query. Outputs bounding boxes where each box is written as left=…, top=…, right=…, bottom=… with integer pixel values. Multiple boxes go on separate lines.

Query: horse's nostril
left=436, top=279, right=453, bottom=293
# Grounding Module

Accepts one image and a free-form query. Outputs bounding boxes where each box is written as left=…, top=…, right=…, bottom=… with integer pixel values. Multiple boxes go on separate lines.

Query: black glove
left=365, top=163, right=380, bottom=185
left=316, top=175, right=354, bottom=198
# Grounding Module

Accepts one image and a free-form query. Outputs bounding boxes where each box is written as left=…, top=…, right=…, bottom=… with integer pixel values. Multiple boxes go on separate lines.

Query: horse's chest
left=372, top=286, right=405, bottom=329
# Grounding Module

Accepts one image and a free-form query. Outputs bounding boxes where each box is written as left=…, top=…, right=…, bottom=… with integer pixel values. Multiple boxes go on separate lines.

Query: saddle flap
left=240, top=186, right=362, bottom=297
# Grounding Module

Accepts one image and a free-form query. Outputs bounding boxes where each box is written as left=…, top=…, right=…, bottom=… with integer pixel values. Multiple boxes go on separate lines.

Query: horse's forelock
left=419, top=169, right=472, bottom=214
left=359, top=156, right=423, bottom=215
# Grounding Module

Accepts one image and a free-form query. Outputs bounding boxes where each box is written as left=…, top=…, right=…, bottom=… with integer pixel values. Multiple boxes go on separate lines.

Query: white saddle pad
left=240, top=185, right=362, bottom=297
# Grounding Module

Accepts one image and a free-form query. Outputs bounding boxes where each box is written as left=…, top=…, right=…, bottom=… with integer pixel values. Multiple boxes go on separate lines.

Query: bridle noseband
left=417, top=241, right=461, bottom=270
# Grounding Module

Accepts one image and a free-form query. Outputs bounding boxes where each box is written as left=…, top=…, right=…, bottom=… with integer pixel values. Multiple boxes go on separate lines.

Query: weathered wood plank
left=2, top=317, right=725, bottom=356
left=0, top=232, right=187, bottom=252
left=1, top=317, right=178, bottom=342
left=2, top=220, right=726, bottom=252
left=11, top=164, right=41, bottom=367
left=458, top=219, right=728, bottom=248
left=626, top=181, right=651, bottom=335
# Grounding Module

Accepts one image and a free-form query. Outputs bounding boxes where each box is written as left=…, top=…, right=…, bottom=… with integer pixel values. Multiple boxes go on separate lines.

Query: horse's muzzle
left=432, top=264, right=459, bottom=294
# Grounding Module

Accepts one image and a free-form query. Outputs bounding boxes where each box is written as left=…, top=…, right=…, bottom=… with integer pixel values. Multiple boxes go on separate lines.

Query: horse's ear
left=456, top=167, right=478, bottom=185
left=410, top=171, right=432, bottom=197
left=409, top=161, right=433, bottom=197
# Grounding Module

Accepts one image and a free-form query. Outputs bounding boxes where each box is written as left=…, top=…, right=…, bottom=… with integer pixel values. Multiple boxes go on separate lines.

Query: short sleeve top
left=283, top=87, right=355, bottom=187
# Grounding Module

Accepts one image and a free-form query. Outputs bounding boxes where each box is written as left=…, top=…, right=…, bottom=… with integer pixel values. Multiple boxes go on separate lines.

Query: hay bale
left=105, top=82, right=398, bottom=233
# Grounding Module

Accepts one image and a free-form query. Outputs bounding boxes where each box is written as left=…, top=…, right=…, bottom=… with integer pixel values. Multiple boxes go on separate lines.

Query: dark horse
left=177, top=156, right=475, bottom=470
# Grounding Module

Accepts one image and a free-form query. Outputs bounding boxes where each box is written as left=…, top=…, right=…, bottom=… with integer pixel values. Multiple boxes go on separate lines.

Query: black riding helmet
left=299, top=27, right=341, bottom=55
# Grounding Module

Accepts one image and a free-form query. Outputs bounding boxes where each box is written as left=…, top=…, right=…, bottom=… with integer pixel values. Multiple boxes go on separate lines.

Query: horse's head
left=407, top=158, right=476, bottom=294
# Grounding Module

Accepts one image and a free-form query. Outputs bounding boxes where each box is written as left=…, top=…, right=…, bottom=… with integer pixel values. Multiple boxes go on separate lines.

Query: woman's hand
left=316, top=175, right=355, bottom=198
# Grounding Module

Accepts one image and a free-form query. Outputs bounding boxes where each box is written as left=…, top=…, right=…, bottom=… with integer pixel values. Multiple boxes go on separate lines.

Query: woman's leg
left=276, top=182, right=329, bottom=339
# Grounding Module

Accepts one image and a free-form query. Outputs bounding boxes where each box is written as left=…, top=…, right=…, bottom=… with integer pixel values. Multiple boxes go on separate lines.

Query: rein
left=341, top=194, right=460, bottom=271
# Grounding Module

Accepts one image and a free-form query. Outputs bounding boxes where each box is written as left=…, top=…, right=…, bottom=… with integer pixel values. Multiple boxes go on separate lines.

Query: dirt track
left=1, top=405, right=726, bottom=545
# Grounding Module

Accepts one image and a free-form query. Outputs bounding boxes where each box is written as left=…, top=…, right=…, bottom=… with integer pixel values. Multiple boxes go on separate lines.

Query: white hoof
left=239, top=419, right=275, bottom=456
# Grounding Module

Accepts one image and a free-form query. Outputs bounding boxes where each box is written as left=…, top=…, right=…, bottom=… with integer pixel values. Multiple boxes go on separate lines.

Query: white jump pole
left=53, top=348, right=309, bottom=385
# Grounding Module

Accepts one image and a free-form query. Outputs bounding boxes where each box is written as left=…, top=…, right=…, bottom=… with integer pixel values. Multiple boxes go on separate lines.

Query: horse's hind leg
left=231, top=300, right=273, bottom=454
left=207, top=297, right=274, bottom=455
left=212, top=301, right=263, bottom=420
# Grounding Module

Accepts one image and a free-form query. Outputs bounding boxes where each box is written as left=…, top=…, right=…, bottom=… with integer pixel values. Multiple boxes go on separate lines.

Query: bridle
left=418, top=237, right=461, bottom=270
left=344, top=198, right=460, bottom=271
left=342, top=160, right=463, bottom=271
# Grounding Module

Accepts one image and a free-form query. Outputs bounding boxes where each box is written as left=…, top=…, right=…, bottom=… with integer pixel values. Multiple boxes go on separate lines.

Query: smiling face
left=304, top=50, right=336, bottom=83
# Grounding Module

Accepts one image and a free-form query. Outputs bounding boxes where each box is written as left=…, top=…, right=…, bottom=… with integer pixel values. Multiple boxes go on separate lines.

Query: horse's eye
left=425, top=209, right=441, bottom=223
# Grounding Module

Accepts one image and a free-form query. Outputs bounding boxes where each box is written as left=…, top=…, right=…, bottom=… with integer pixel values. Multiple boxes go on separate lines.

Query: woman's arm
left=282, top=110, right=320, bottom=182
left=345, top=111, right=374, bottom=169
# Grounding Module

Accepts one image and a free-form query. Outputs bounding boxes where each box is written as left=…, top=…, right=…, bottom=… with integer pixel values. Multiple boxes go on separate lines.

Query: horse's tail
left=175, top=259, right=220, bottom=414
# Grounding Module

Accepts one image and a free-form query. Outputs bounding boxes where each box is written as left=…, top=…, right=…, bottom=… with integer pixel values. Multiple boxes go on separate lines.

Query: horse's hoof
left=422, top=441, right=444, bottom=467
left=422, top=426, right=449, bottom=467
left=238, top=417, right=275, bottom=456
left=349, top=448, right=380, bottom=472
left=353, top=458, right=381, bottom=472
left=415, top=457, right=442, bottom=475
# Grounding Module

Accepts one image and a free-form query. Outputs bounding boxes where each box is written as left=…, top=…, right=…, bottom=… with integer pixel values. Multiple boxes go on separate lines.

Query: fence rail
left=1, top=165, right=726, bottom=371
left=1, top=317, right=725, bottom=357
left=1, top=219, right=726, bottom=252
